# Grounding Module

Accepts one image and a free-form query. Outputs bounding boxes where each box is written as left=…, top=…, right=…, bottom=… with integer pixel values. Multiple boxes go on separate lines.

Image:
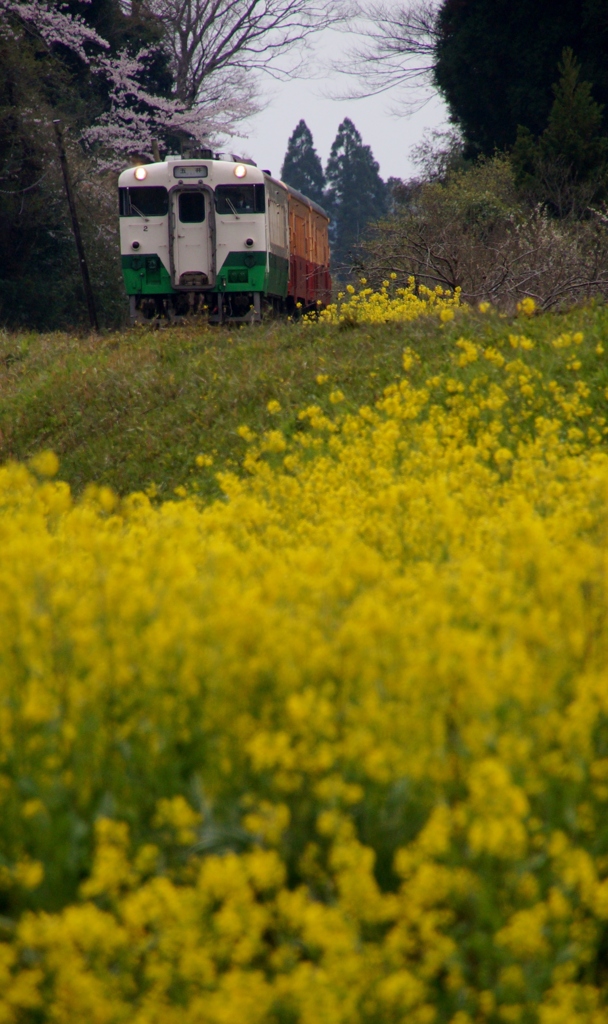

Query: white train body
left=118, top=154, right=330, bottom=321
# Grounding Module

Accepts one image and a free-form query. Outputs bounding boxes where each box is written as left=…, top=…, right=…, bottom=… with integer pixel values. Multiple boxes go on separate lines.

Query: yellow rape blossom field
left=310, top=276, right=462, bottom=326
left=3, top=297, right=608, bottom=1023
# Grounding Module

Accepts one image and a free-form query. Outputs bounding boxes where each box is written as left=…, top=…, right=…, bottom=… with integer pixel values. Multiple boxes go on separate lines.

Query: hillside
left=2, top=299, right=608, bottom=500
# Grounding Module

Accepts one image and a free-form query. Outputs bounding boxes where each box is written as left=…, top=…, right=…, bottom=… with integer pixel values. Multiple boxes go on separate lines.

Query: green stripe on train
left=122, top=255, right=174, bottom=295
left=217, top=252, right=289, bottom=298
left=122, top=252, right=289, bottom=297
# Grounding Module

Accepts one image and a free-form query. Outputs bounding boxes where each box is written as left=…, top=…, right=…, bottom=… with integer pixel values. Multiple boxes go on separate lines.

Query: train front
left=118, top=155, right=275, bottom=322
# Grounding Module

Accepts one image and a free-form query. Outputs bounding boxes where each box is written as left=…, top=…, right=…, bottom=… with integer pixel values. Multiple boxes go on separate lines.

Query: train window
left=179, top=192, right=206, bottom=223
left=120, top=187, right=168, bottom=217
left=215, top=184, right=265, bottom=215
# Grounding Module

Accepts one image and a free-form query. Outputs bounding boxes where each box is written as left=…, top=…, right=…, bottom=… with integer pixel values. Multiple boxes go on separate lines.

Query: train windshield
left=119, top=187, right=168, bottom=217
left=215, top=184, right=265, bottom=215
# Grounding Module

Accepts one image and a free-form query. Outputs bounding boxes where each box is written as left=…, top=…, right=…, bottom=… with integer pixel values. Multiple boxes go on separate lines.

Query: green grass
left=2, top=303, right=608, bottom=501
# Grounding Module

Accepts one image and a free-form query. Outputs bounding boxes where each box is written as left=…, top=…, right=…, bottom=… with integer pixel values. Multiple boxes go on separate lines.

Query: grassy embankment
left=2, top=301, right=608, bottom=499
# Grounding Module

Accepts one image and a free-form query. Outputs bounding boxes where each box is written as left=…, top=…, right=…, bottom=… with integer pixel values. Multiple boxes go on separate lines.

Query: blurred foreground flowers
left=2, top=321, right=608, bottom=1022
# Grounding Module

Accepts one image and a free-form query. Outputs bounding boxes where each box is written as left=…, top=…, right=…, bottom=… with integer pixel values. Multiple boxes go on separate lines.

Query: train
left=118, top=151, right=332, bottom=323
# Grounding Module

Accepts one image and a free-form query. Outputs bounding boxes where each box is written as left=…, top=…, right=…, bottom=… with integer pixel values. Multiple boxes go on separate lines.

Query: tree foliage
left=0, top=0, right=175, bottom=329
left=346, top=0, right=608, bottom=160
left=434, top=0, right=608, bottom=156
left=511, top=48, right=608, bottom=217
left=329, top=3, right=608, bottom=307
left=0, top=2, right=125, bottom=328
left=280, top=120, right=325, bottom=205
left=360, top=154, right=608, bottom=311
left=325, top=117, right=387, bottom=277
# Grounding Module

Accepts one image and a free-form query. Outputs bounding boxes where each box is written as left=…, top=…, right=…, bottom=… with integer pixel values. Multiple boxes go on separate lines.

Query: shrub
left=363, top=156, right=608, bottom=311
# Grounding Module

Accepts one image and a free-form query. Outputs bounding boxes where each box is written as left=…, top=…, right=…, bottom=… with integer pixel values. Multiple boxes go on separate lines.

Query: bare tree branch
left=331, top=0, right=440, bottom=109
left=147, top=0, right=348, bottom=106
left=359, top=174, right=608, bottom=311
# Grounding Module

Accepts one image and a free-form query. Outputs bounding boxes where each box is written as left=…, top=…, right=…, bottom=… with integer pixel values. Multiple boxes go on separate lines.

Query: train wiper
left=129, top=198, right=149, bottom=221
left=226, top=197, right=240, bottom=219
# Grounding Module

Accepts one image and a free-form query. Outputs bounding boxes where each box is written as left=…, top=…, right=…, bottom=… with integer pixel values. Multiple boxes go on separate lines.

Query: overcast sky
left=230, top=27, right=450, bottom=183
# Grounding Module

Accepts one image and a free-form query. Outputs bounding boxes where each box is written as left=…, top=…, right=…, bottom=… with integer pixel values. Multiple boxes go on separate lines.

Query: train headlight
left=234, top=164, right=247, bottom=179
left=134, top=166, right=148, bottom=181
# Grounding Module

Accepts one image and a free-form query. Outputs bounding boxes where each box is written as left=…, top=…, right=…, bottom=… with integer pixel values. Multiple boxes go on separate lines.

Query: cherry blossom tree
left=1, top=0, right=347, bottom=167
left=0, top=0, right=256, bottom=166
left=0, top=0, right=107, bottom=58
left=84, top=46, right=257, bottom=165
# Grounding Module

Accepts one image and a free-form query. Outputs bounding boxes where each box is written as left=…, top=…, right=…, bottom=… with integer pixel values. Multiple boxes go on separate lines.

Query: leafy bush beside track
left=362, top=157, right=608, bottom=313
left=2, top=302, right=608, bottom=1021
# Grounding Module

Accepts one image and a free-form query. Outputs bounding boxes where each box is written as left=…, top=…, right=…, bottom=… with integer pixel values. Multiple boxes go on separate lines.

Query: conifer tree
left=325, top=117, right=387, bottom=276
left=543, top=48, right=606, bottom=175
left=280, top=120, right=325, bottom=205
left=512, top=48, right=608, bottom=216
left=434, top=0, right=608, bottom=156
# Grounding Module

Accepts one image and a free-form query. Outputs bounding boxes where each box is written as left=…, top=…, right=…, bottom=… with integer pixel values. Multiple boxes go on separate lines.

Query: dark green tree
left=512, top=49, right=608, bottom=216
left=0, top=29, right=125, bottom=330
left=325, top=118, right=387, bottom=276
left=0, top=0, right=171, bottom=330
left=280, top=120, right=326, bottom=205
left=0, top=12, right=93, bottom=329
left=434, top=0, right=608, bottom=156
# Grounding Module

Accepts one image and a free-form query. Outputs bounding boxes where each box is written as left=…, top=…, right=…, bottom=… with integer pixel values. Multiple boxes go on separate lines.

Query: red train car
left=284, top=185, right=332, bottom=309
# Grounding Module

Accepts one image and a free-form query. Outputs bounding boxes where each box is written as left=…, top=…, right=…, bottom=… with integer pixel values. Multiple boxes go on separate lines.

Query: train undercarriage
left=129, top=291, right=306, bottom=325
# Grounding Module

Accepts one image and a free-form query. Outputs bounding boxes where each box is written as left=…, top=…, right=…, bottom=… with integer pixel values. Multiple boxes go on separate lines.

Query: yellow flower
left=97, top=486, right=117, bottom=513
left=307, top=279, right=462, bottom=325
left=237, top=424, right=256, bottom=442
left=13, top=859, right=44, bottom=890
left=266, top=400, right=281, bottom=414
left=153, top=796, right=201, bottom=845
left=3, top=309, right=608, bottom=1023
left=29, top=450, right=59, bottom=477
left=517, top=296, right=537, bottom=316
left=494, top=447, right=513, bottom=465
left=261, top=429, right=287, bottom=452
left=21, top=800, right=46, bottom=820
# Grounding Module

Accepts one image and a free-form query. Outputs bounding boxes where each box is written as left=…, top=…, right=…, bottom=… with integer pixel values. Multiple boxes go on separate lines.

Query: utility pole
left=52, top=120, right=99, bottom=332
